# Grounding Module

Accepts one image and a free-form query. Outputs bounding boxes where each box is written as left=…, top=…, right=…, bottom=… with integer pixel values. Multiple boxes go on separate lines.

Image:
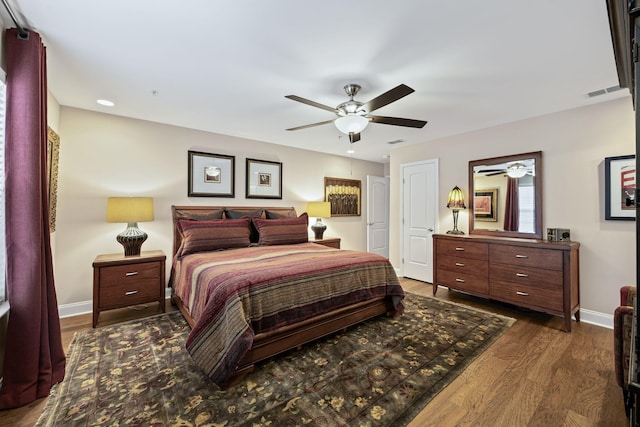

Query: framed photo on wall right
left=605, top=154, right=636, bottom=220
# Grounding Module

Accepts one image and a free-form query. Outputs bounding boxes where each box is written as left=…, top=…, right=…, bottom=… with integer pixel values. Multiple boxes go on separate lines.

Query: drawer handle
left=125, top=272, right=139, bottom=277
left=125, top=290, right=139, bottom=296
left=455, top=278, right=465, bottom=283
left=455, top=247, right=465, bottom=251
left=516, top=291, right=529, bottom=296
left=515, top=273, right=529, bottom=278
left=515, top=255, right=528, bottom=259
left=455, top=262, right=465, bottom=267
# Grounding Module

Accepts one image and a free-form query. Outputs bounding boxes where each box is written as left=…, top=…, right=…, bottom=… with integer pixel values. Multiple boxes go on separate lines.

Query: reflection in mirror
left=468, top=151, right=542, bottom=239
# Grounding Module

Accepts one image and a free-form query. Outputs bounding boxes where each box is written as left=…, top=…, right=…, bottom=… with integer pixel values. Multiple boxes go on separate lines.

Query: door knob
left=428, top=228, right=434, bottom=232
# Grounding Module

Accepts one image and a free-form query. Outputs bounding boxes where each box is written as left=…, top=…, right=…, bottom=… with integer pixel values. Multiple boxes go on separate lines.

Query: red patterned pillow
left=252, top=213, right=309, bottom=246
left=176, top=218, right=251, bottom=257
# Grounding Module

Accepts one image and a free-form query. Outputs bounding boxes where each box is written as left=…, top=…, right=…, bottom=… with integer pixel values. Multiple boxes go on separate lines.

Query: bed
left=170, top=205, right=405, bottom=387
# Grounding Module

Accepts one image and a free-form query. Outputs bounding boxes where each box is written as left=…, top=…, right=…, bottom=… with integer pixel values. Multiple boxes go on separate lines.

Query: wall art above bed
left=246, top=158, right=282, bottom=199
left=188, top=150, right=235, bottom=197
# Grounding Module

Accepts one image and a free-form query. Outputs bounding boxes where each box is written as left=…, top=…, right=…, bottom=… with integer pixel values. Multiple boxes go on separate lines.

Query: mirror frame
left=468, top=151, right=543, bottom=239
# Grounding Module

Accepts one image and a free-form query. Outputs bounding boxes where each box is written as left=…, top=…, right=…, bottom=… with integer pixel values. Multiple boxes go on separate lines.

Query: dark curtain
left=504, top=177, right=520, bottom=231
left=0, top=28, right=65, bottom=409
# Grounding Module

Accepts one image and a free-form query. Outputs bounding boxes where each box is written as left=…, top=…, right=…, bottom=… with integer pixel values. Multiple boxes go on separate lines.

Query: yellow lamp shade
left=307, top=202, right=331, bottom=218
left=446, top=186, right=466, bottom=210
left=106, top=197, right=155, bottom=223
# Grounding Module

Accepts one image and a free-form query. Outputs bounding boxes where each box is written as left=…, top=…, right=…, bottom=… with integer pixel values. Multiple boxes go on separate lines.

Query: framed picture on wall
left=246, top=158, right=282, bottom=199
left=605, top=154, right=636, bottom=220
left=188, top=150, right=235, bottom=197
left=474, top=189, right=498, bottom=222
left=324, top=177, right=361, bottom=216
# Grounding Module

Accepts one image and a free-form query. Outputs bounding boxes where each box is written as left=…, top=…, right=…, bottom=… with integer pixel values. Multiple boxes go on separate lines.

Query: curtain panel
left=503, top=177, right=520, bottom=232
left=0, top=28, right=65, bottom=409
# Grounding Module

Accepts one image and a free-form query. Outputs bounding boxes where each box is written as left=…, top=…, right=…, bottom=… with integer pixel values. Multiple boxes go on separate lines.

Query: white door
left=401, top=159, right=438, bottom=283
left=367, top=176, right=389, bottom=257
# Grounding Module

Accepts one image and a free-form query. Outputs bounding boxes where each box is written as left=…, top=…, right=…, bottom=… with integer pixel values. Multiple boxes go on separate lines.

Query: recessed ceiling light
left=96, top=99, right=114, bottom=107
left=347, top=149, right=355, bottom=154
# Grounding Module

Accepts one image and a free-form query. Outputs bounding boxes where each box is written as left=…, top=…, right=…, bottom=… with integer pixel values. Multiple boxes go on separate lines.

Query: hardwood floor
left=0, top=279, right=627, bottom=426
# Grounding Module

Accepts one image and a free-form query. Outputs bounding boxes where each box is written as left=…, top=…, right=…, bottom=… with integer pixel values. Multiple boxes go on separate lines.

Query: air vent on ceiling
left=387, top=139, right=405, bottom=145
left=587, top=85, right=622, bottom=98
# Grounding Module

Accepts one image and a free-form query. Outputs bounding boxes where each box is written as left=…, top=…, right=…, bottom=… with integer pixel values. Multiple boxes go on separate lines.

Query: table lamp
left=446, top=186, right=466, bottom=235
left=307, top=201, right=331, bottom=239
left=106, top=197, right=154, bottom=256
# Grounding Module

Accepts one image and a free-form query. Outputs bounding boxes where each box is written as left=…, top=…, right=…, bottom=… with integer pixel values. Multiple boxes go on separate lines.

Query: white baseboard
left=58, top=287, right=173, bottom=319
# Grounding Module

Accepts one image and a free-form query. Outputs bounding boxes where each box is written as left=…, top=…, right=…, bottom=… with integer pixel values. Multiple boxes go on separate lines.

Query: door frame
left=399, top=158, right=439, bottom=280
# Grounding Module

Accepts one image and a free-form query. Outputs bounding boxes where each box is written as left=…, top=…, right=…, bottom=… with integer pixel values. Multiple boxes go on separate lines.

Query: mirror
left=468, top=151, right=542, bottom=239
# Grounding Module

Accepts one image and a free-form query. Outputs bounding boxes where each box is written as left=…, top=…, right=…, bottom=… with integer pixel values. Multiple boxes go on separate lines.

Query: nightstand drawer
left=99, top=261, right=161, bottom=287
left=99, top=279, right=160, bottom=309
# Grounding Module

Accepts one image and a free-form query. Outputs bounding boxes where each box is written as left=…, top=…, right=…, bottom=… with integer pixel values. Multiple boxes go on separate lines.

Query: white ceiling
left=5, top=0, right=630, bottom=163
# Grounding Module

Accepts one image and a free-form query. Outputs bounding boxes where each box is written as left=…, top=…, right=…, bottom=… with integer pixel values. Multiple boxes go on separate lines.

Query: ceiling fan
left=285, top=84, right=427, bottom=143
left=476, top=162, right=533, bottom=178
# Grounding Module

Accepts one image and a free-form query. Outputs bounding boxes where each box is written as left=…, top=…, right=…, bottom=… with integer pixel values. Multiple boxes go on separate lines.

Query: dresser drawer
left=99, top=261, right=162, bottom=287
left=490, top=245, right=563, bottom=271
left=436, top=269, right=489, bottom=294
left=437, top=254, right=488, bottom=277
left=490, top=281, right=563, bottom=313
left=436, top=239, right=488, bottom=261
left=99, top=278, right=161, bottom=309
left=490, top=263, right=563, bottom=290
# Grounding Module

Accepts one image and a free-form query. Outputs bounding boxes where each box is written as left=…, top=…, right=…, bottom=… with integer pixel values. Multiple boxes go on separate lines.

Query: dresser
left=92, top=250, right=166, bottom=327
left=432, top=234, right=580, bottom=331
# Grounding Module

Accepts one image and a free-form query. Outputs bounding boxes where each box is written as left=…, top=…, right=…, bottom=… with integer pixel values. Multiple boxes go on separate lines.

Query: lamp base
left=446, top=209, right=465, bottom=235
left=311, top=218, right=327, bottom=240
left=116, top=222, right=148, bottom=256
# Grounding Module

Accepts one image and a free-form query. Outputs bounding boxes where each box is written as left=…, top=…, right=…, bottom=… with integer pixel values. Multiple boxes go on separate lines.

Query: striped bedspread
left=172, top=242, right=405, bottom=386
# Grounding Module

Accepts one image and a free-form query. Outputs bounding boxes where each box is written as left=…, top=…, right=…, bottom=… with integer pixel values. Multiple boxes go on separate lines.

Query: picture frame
left=188, top=150, right=235, bottom=197
left=605, top=154, right=636, bottom=220
left=474, top=188, right=498, bottom=222
left=324, top=177, right=361, bottom=216
left=246, top=158, right=282, bottom=199
left=47, top=127, right=60, bottom=232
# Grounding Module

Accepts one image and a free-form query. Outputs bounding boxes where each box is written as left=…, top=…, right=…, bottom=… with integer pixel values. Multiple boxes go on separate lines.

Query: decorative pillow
left=176, top=218, right=251, bottom=257
left=174, top=209, right=224, bottom=221
left=265, top=209, right=296, bottom=219
left=252, top=213, right=309, bottom=246
left=224, top=209, right=264, bottom=242
left=224, top=209, right=264, bottom=219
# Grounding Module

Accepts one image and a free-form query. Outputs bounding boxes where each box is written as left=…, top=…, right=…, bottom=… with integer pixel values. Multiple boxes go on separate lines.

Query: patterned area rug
left=36, top=292, right=513, bottom=426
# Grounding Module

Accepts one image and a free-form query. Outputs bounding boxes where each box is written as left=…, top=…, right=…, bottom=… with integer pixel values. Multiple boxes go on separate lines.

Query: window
left=518, top=175, right=535, bottom=234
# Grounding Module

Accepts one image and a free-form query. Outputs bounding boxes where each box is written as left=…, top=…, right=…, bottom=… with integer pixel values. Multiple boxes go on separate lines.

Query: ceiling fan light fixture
left=507, top=162, right=527, bottom=178
left=334, top=114, right=369, bottom=134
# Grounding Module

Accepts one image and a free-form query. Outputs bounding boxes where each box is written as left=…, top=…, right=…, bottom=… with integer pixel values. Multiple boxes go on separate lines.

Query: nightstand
left=310, top=237, right=341, bottom=249
left=92, top=250, right=166, bottom=328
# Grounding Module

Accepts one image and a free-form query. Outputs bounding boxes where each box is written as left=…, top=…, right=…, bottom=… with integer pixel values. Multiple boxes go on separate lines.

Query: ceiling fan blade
left=286, top=119, right=335, bottom=131
left=349, top=132, right=361, bottom=143
left=368, top=115, right=427, bottom=128
left=361, top=84, right=415, bottom=113
left=285, top=95, right=337, bottom=113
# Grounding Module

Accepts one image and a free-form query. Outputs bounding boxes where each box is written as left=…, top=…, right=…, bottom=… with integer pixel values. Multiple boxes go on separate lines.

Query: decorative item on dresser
left=92, top=250, right=166, bottom=328
left=446, top=185, right=466, bottom=235
left=433, top=234, right=580, bottom=331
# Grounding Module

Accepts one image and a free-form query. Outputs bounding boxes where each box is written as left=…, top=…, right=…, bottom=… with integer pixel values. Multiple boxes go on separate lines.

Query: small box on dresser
left=92, top=250, right=166, bottom=328
left=433, top=234, right=580, bottom=331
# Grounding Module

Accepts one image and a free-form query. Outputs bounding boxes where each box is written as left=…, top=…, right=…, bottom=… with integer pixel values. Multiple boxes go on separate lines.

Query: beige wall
left=390, top=96, right=636, bottom=317
left=55, top=107, right=384, bottom=307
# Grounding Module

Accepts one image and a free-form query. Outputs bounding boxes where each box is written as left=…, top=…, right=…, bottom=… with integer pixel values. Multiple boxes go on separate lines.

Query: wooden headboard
left=171, top=205, right=297, bottom=257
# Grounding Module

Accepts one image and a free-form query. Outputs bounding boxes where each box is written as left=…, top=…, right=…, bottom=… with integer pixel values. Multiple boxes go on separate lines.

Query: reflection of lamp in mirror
left=507, top=162, right=527, bottom=178
left=446, top=186, right=466, bottom=235
left=107, top=197, right=154, bottom=256
left=307, top=201, right=331, bottom=239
